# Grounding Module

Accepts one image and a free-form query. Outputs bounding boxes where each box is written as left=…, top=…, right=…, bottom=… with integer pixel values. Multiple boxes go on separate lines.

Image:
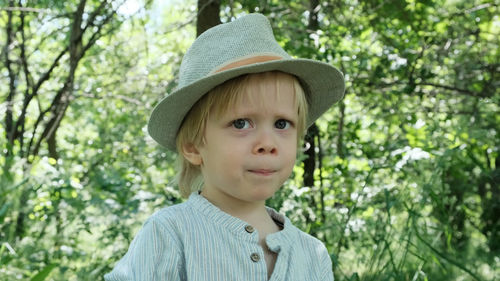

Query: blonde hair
left=174, top=71, right=309, bottom=197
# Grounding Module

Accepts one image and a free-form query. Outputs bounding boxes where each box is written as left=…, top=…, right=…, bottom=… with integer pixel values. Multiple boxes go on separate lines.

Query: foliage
left=1, top=0, right=499, bottom=280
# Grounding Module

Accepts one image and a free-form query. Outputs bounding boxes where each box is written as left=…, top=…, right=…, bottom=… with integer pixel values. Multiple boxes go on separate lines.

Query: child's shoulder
left=288, top=222, right=329, bottom=250
left=268, top=208, right=329, bottom=252
left=138, top=199, right=198, bottom=238
left=146, top=199, right=193, bottom=226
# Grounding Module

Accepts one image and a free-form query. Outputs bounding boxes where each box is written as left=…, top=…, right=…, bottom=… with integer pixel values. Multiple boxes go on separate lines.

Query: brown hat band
left=213, top=55, right=283, bottom=74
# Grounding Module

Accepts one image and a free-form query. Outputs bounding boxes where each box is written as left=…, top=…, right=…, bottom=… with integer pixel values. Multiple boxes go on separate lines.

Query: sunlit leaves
left=1, top=0, right=498, bottom=280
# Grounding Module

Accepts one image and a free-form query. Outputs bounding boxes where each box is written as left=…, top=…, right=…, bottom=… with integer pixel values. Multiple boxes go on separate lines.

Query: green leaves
left=0, top=0, right=498, bottom=280
left=30, top=263, right=57, bottom=281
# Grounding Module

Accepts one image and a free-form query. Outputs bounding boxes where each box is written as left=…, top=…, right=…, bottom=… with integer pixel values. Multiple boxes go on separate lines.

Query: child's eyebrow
left=229, top=109, right=297, bottom=120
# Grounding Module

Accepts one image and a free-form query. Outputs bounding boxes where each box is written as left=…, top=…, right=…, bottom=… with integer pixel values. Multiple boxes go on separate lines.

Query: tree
left=197, top=0, right=221, bottom=36
left=1, top=0, right=498, bottom=280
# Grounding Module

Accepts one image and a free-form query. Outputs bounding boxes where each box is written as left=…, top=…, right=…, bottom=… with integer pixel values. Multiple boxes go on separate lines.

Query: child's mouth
left=248, top=169, right=276, bottom=176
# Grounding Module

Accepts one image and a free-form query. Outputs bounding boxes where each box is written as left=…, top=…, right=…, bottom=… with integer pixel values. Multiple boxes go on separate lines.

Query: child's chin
left=249, top=188, right=280, bottom=201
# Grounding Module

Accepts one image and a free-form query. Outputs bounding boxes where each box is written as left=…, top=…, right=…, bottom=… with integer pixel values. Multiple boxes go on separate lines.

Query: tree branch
left=18, top=1, right=33, bottom=90
left=29, top=0, right=121, bottom=158
left=30, top=84, right=70, bottom=158
left=16, top=45, right=68, bottom=157
left=416, top=82, right=485, bottom=97
left=17, top=0, right=33, bottom=157
left=4, top=0, right=17, bottom=152
left=33, top=46, right=69, bottom=94
left=337, top=100, right=345, bottom=159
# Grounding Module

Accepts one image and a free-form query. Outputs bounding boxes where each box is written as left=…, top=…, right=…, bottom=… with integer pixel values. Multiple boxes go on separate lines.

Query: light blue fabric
left=105, top=193, right=334, bottom=281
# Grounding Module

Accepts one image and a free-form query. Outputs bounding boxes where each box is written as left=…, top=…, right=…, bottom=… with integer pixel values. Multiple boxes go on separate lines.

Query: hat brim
left=148, top=59, right=345, bottom=150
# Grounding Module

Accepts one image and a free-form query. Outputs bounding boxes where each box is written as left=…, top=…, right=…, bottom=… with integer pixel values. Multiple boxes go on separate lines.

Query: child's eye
left=232, top=119, right=251, bottom=129
left=275, top=119, right=291, bottom=130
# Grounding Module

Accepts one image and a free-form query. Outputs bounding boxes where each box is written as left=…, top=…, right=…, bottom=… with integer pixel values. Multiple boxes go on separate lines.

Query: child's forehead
left=241, top=75, right=294, bottom=100
left=228, top=84, right=296, bottom=115
left=206, top=71, right=299, bottom=119
left=239, top=74, right=295, bottom=104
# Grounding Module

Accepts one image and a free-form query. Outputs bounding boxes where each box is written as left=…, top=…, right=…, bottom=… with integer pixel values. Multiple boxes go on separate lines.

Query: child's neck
left=200, top=189, right=275, bottom=228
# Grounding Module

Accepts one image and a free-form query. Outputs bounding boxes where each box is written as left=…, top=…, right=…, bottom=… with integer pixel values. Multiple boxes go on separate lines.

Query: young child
left=105, top=13, right=344, bottom=281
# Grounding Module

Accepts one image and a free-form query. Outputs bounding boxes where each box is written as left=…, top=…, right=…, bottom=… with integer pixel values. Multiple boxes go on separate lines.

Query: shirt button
left=244, top=225, right=255, bottom=233
left=250, top=252, right=260, bottom=262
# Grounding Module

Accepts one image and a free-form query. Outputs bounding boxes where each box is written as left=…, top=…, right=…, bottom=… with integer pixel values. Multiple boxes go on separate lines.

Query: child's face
left=197, top=73, right=298, bottom=205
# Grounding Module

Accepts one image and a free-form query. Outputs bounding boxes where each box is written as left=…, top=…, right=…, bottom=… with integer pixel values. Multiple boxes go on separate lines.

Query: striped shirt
left=105, top=192, right=334, bottom=281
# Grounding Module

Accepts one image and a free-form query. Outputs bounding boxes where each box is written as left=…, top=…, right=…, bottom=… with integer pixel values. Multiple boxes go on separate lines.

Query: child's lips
left=248, top=169, right=276, bottom=176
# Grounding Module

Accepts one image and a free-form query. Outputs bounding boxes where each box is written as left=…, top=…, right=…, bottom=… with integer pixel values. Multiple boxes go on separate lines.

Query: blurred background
left=0, top=0, right=498, bottom=280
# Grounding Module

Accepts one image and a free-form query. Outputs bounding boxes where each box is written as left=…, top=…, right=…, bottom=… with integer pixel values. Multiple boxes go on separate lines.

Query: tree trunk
left=4, top=0, right=121, bottom=241
left=196, top=0, right=221, bottom=37
left=4, top=0, right=16, bottom=157
left=337, top=100, right=345, bottom=159
left=303, top=124, right=318, bottom=187
left=308, top=0, right=320, bottom=30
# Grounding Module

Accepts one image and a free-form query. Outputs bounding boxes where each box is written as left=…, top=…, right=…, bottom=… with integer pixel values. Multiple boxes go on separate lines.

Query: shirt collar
left=186, top=192, right=296, bottom=247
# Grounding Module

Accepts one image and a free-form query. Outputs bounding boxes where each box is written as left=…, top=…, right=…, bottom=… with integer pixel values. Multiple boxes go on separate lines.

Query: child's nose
left=252, top=130, right=277, bottom=155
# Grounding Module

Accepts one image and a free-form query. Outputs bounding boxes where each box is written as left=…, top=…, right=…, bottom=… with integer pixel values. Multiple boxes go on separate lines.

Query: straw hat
left=148, top=13, right=345, bottom=150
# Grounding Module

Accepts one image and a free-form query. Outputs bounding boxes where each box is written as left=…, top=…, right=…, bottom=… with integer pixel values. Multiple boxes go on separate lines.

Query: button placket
left=243, top=225, right=261, bottom=264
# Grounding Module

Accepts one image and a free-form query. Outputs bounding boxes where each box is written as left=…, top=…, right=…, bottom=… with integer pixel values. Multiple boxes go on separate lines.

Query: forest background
left=0, top=0, right=498, bottom=280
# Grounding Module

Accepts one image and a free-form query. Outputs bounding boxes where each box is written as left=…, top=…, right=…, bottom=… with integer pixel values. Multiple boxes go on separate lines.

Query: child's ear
left=182, top=143, right=203, bottom=166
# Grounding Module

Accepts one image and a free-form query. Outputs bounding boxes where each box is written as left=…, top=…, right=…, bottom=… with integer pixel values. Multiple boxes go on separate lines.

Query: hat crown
left=177, top=13, right=291, bottom=89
